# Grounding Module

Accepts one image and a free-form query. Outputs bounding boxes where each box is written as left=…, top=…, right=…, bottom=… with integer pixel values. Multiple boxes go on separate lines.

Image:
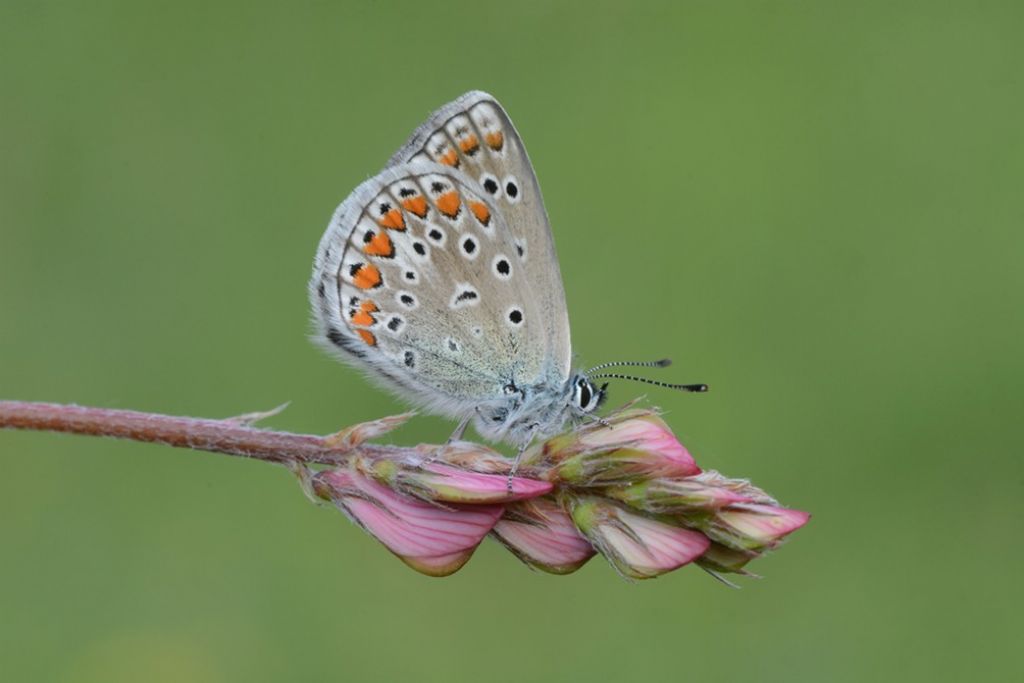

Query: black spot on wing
left=326, top=327, right=366, bottom=359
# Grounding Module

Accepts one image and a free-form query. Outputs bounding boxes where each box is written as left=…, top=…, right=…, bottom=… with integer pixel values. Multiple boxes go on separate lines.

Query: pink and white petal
left=332, top=471, right=503, bottom=561
left=492, top=499, right=595, bottom=574
left=717, top=504, right=810, bottom=544
left=583, top=415, right=699, bottom=476
left=602, top=509, right=711, bottom=579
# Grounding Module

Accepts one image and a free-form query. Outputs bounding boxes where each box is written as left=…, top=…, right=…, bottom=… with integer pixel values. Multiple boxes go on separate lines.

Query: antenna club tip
left=656, top=358, right=673, bottom=367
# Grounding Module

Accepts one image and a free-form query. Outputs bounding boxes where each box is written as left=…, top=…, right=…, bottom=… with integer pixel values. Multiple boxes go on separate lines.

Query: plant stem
left=0, top=400, right=382, bottom=466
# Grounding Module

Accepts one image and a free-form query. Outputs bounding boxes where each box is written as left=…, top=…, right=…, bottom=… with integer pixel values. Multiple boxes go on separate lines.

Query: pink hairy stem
left=0, top=400, right=398, bottom=466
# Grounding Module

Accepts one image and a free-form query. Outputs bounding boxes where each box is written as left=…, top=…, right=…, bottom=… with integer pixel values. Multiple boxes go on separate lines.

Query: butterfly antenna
left=590, top=372, right=709, bottom=393
left=587, top=358, right=673, bottom=373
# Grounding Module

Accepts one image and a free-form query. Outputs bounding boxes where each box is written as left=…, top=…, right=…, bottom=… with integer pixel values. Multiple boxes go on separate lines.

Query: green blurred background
left=2, top=2, right=1021, bottom=681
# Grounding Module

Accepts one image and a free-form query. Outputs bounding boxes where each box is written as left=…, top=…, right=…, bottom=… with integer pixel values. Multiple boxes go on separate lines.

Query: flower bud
left=567, top=495, right=710, bottom=579
left=689, top=503, right=810, bottom=551
left=529, top=410, right=699, bottom=486
left=605, top=476, right=753, bottom=513
left=313, top=468, right=503, bottom=576
left=419, top=441, right=515, bottom=474
left=364, top=457, right=552, bottom=505
left=323, top=412, right=415, bottom=450
left=686, top=470, right=778, bottom=505
left=696, top=542, right=759, bottom=575
left=491, top=496, right=596, bottom=574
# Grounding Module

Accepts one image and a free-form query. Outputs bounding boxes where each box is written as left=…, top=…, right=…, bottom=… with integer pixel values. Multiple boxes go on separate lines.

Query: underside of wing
left=386, top=91, right=572, bottom=380
left=310, top=162, right=550, bottom=416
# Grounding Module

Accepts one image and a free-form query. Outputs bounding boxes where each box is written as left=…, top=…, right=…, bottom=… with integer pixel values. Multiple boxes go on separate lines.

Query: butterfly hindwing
left=310, top=161, right=550, bottom=418
left=386, top=91, right=572, bottom=383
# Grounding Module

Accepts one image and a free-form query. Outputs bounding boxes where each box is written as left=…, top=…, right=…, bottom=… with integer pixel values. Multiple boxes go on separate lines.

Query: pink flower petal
left=581, top=416, right=699, bottom=476
left=492, top=498, right=595, bottom=574
left=716, top=504, right=810, bottom=545
left=569, top=496, right=711, bottom=579
left=543, top=412, right=700, bottom=485
left=601, top=508, right=711, bottom=579
left=320, top=469, right=503, bottom=576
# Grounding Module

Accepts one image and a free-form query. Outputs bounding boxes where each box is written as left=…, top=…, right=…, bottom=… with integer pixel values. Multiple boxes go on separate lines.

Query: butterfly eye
left=574, top=378, right=594, bottom=411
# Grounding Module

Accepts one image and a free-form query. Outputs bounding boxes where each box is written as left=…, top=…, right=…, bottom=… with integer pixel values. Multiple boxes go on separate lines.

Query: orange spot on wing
left=459, top=134, right=480, bottom=155
left=438, top=149, right=459, bottom=167
left=469, top=201, right=491, bottom=226
left=363, top=231, right=394, bottom=258
left=377, top=208, right=406, bottom=231
left=485, top=131, right=504, bottom=151
left=356, top=329, right=377, bottom=346
left=436, top=191, right=461, bottom=218
left=351, top=309, right=374, bottom=326
left=402, top=196, right=428, bottom=218
left=352, top=264, right=382, bottom=290
left=351, top=299, right=378, bottom=326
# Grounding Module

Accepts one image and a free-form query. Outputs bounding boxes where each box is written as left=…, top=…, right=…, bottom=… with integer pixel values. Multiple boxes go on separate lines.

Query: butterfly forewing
left=311, top=162, right=550, bottom=417
left=387, top=91, right=572, bottom=382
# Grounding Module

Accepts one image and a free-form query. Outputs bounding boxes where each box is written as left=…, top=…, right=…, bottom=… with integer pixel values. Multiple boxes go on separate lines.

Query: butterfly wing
left=386, top=91, right=572, bottom=382
left=310, top=161, right=552, bottom=419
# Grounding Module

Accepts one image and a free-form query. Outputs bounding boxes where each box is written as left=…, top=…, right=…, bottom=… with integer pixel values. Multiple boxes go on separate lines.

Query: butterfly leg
left=581, top=414, right=612, bottom=429
left=427, top=411, right=483, bottom=467
left=506, top=423, right=539, bottom=494
left=447, top=414, right=473, bottom=444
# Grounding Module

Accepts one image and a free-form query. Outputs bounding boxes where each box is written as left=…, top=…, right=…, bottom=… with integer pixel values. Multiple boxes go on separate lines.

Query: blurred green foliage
left=1, top=2, right=1021, bottom=681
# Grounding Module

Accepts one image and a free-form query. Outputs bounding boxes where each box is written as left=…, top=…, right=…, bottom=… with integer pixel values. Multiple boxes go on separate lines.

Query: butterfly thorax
left=471, top=372, right=605, bottom=447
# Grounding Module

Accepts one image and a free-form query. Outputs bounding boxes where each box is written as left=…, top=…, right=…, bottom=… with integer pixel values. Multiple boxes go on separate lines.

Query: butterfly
left=309, top=91, right=706, bottom=451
